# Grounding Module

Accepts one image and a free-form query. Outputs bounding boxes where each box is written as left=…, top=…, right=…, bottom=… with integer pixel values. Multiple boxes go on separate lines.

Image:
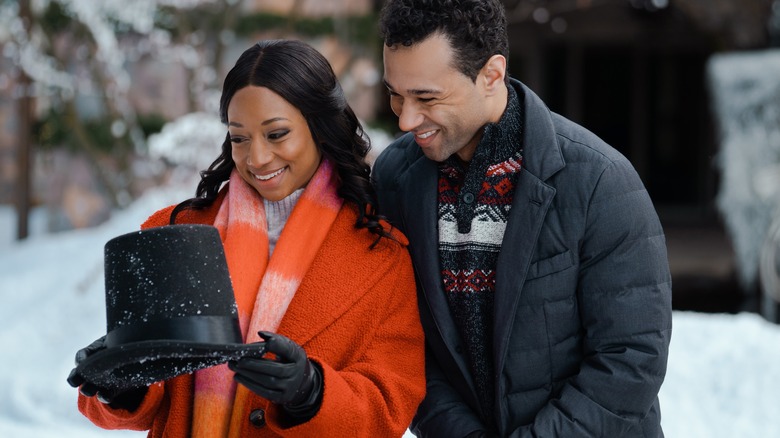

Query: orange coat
left=79, top=194, right=426, bottom=437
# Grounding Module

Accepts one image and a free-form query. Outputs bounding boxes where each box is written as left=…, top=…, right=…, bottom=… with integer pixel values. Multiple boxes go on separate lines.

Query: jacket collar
left=510, top=78, right=565, bottom=181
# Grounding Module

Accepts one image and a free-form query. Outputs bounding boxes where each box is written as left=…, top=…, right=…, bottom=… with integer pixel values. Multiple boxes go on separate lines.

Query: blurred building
left=489, top=0, right=773, bottom=225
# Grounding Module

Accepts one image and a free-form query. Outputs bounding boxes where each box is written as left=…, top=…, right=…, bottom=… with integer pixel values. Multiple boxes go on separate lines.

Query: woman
left=69, top=40, right=425, bottom=437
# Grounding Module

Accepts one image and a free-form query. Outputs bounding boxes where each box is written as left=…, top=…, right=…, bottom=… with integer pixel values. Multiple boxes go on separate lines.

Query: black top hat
left=74, top=224, right=265, bottom=392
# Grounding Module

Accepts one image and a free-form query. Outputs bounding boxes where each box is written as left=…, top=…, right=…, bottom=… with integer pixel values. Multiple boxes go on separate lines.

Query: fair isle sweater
left=438, top=85, right=524, bottom=427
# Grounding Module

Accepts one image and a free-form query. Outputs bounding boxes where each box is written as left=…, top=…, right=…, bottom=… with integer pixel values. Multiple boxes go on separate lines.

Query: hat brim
left=75, top=340, right=267, bottom=392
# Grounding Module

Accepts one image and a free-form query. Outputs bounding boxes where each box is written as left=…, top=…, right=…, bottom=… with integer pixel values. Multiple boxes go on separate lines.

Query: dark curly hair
left=171, top=39, right=393, bottom=247
left=379, top=0, right=509, bottom=84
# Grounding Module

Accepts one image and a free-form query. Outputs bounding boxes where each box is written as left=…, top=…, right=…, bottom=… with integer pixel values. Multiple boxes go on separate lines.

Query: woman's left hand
left=229, top=331, right=322, bottom=411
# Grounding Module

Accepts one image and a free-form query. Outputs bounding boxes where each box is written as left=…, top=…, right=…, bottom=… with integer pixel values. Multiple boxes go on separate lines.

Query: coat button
left=462, top=192, right=475, bottom=204
left=249, top=409, right=266, bottom=428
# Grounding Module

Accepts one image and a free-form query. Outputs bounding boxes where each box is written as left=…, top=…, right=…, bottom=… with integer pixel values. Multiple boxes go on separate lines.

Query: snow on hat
left=73, top=224, right=265, bottom=392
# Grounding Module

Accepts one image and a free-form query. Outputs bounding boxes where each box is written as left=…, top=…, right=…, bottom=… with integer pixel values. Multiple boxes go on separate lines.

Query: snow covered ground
left=2, top=177, right=780, bottom=437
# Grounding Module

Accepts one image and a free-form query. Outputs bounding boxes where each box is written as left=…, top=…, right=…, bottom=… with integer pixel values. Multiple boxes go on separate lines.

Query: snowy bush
left=147, top=111, right=226, bottom=171
left=708, top=49, right=780, bottom=289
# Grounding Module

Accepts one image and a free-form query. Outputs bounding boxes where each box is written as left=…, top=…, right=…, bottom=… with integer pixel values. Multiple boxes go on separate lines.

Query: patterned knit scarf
left=191, top=158, right=343, bottom=437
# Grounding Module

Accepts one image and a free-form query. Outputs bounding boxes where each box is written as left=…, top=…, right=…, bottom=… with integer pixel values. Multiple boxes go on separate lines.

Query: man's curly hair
left=379, top=0, right=509, bottom=83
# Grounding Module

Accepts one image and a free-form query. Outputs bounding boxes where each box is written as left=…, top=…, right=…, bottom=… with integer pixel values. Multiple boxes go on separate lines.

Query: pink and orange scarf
left=191, top=158, right=343, bottom=437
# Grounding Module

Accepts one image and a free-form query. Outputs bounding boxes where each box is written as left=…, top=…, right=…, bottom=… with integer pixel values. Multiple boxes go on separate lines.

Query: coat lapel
left=493, top=79, right=565, bottom=375
left=274, top=210, right=375, bottom=347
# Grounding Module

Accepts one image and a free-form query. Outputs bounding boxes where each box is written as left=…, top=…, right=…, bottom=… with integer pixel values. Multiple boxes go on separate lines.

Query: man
left=372, top=0, right=672, bottom=437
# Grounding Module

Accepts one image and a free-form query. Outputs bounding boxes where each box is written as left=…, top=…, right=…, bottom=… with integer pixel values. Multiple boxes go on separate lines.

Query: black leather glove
left=67, top=336, right=148, bottom=411
left=229, top=331, right=323, bottom=423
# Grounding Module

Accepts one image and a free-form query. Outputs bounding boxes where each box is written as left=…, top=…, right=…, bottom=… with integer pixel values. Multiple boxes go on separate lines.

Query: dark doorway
left=541, top=44, right=716, bottom=222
